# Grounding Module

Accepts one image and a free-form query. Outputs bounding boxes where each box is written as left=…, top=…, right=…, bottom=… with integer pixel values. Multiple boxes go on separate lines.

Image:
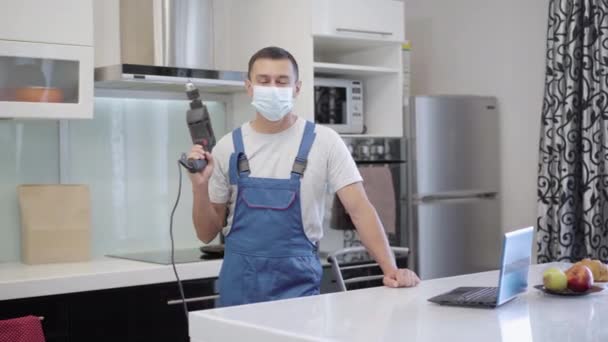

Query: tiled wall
left=0, top=97, right=227, bottom=262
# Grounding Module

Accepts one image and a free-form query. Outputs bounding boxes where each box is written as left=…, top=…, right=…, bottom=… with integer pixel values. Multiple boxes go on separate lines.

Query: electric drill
left=179, top=82, right=217, bottom=173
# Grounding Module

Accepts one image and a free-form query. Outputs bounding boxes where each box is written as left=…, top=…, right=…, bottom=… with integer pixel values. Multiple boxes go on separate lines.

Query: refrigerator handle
left=414, top=191, right=498, bottom=204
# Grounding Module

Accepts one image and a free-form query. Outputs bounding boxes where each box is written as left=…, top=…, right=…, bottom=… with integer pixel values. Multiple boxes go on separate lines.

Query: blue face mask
left=251, top=85, right=294, bottom=121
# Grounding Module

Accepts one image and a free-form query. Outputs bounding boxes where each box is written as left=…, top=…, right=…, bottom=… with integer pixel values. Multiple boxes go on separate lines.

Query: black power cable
left=170, top=161, right=189, bottom=325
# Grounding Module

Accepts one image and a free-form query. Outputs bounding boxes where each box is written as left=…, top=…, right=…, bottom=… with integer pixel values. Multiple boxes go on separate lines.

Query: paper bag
left=18, top=184, right=91, bottom=264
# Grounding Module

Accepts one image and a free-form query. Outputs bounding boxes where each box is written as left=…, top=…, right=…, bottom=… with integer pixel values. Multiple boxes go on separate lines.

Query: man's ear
left=245, top=79, right=254, bottom=97
left=294, top=80, right=302, bottom=98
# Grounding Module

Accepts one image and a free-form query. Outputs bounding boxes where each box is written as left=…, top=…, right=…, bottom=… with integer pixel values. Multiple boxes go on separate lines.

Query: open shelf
left=312, top=33, right=405, bottom=137
left=313, top=62, right=399, bottom=76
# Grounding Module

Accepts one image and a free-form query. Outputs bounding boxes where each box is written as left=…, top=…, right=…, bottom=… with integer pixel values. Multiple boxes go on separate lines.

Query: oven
left=326, top=137, right=408, bottom=248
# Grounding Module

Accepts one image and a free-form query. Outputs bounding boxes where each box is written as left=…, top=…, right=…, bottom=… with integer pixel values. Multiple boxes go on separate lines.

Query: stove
left=107, top=247, right=221, bottom=265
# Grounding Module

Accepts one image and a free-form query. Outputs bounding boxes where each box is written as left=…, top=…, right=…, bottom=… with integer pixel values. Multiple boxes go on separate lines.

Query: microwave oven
left=314, top=77, right=364, bottom=134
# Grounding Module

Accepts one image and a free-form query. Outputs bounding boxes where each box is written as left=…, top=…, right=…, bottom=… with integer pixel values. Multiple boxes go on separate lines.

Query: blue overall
left=218, top=121, right=323, bottom=307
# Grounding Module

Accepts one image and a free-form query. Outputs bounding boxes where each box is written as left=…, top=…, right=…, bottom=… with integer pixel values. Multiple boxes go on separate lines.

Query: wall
left=0, top=98, right=226, bottom=262
left=0, top=121, right=59, bottom=261
left=405, top=0, right=549, bottom=232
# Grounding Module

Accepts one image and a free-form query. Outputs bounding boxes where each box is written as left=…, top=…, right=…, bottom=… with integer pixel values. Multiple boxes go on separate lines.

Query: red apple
left=566, top=264, right=594, bottom=292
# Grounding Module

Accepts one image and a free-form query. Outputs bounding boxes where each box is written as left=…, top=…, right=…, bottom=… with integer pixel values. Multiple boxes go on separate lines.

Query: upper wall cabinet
left=0, top=0, right=94, bottom=119
left=312, top=0, right=404, bottom=42
left=0, top=0, right=93, bottom=46
left=312, top=0, right=406, bottom=137
left=213, top=0, right=314, bottom=125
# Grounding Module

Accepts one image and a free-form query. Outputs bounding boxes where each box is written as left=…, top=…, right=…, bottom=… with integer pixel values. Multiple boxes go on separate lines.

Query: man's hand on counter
left=335, top=182, right=422, bottom=289
left=383, top=268, right=421, bottom=288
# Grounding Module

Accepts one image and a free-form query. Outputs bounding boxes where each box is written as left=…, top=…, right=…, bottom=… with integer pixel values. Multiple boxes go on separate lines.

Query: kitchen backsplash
left=0, top=97, right=227, bottom=262
left=0, top=120, right=60, bottom=262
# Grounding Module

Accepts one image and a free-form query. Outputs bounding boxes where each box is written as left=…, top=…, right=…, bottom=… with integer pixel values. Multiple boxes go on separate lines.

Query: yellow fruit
left=543, top=267, right=568, bottom=291
left=576, top=259, right=608, bottom=282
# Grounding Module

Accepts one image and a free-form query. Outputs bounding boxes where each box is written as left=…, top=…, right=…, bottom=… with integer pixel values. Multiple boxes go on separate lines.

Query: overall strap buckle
left=238, top=155, right=251, bottom=174
left=291, top=157, right=307, bottom=176
left=291, top=121, right=316, bottom=179
left=229, top=127, right=251, bottom=184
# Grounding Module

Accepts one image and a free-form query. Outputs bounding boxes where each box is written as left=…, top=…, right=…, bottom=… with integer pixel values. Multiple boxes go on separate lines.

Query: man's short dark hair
left=247, top=46, right=299, bottom=81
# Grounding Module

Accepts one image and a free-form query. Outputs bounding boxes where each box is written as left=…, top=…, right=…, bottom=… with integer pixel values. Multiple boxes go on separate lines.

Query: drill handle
left=179, top=154, right=208, bottom=174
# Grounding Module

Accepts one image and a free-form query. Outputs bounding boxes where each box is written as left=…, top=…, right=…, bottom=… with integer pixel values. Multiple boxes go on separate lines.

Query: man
left=188, top=46, right=420, bottom=307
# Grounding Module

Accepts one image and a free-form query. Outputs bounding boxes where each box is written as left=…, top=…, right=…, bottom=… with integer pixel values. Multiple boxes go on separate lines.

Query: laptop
left=427, top=226, right=534, bottom=308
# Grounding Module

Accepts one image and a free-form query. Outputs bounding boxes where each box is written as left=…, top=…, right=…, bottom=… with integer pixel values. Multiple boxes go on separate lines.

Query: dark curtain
left=537, top=0, right=608, bottom=263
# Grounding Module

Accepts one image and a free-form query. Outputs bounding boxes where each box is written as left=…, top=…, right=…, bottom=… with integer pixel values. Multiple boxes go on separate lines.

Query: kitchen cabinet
left=312, top=0, right=404, bottom=42
left=69, top=289, right=130, bottom=342
left=0, top=0, right=94, bottom=119
left=0, top=297, right=70, bottom=342
left=212, top=0, right=314, bottom=127
left=0, top=0, right=93, bottom=46
left=311, top=0, right=406, bottom=137
left=0, top=277, right=217, bottom=342
left=130, top=278, right=217, bottom=342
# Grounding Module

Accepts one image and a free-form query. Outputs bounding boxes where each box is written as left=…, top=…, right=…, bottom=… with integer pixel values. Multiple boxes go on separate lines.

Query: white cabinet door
left=0, top=0, right=93, bottom=46
left=0, top=40, right=93, bottom=119
left=213, top=0, right=314, bottom=124
left=314, top=0, right=404, bottom=41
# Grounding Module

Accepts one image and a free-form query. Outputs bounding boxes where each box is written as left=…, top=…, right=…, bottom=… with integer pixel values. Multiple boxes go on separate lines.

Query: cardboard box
left=18, top=184, right=91, bottom=264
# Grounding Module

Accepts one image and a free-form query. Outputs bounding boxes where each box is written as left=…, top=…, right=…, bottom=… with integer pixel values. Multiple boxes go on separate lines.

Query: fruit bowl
left=534, top=284, right=604, bottom=296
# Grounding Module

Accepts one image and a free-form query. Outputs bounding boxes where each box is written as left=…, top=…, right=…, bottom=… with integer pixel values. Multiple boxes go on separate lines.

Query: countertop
left=0, top=257, right=222, bottom=301
left=189, top=263, right=608, bottom=342
left=0, top=251, right=333, bottom=302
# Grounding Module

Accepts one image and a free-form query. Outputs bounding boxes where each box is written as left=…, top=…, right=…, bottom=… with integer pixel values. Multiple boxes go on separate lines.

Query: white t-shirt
left=208, top=117, right=362, bottom=242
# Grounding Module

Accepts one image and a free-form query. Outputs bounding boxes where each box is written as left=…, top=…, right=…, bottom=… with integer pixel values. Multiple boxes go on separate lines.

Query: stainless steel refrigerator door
left=410, top=96, right=500, bottom=196
left=411, top=196, right=501, bottom=280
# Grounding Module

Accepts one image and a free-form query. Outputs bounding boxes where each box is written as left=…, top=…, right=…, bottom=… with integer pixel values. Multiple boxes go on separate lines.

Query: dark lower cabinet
left=0, top=296, right=70, bottom=342
left=70, top=289, right=131, bottom=342
left=129, top=278, right=217, bottom=342
left=0, top=277, right=217, bottom=342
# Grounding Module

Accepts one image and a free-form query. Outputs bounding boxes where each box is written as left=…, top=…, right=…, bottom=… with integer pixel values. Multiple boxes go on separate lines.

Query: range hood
left=95, top=64, right=245, bottom=94
left=94, top=0, right=246, bottom=94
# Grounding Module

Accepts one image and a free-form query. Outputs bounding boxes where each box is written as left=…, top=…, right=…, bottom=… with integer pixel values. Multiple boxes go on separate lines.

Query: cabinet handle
left=336, top=28, right=394, bottom=36
left=167, top=294, right=219, bottom=306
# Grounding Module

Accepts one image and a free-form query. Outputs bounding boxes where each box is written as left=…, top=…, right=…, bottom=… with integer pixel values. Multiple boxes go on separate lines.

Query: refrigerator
left=407, top=95, right=501, bottom=280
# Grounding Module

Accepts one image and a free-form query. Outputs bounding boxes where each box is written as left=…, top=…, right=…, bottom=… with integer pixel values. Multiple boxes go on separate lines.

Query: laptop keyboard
left=461, top=287, right=498, bottom=303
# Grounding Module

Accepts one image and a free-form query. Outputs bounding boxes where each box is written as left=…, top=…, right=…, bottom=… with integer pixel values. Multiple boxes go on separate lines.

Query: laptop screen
left=496, top=227, right=534, bottom=305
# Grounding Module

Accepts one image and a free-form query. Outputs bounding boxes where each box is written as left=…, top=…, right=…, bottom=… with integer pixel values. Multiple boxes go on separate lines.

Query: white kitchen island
left=189, top=263, right=607, bottom=342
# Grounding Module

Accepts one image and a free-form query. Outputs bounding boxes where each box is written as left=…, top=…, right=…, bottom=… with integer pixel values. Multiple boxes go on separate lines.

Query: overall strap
left=229, top=127, right=250, bottom=184
left=291, top=121, right=317, bottom=180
